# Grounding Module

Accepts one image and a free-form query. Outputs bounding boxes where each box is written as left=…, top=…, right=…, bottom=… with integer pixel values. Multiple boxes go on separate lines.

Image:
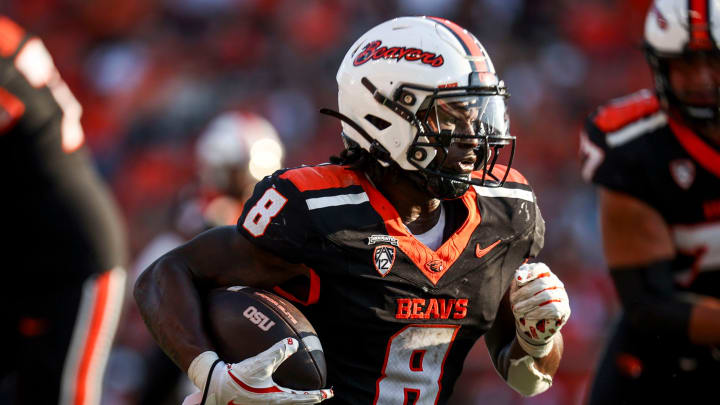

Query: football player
left=135, top=17, right=571, bottom=405
left=579, top=1, right=720, bottom=403
left=0, top=16, right=128, bottom=405
left=195, top=110, right=285, bottom=228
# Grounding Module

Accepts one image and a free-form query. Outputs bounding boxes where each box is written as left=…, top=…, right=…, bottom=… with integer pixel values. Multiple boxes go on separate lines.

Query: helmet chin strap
left=426, top=173, right=471, bottom=200
left=665, top=90, right=720, bottom=128
left=402, top=162, right=471, bottom=200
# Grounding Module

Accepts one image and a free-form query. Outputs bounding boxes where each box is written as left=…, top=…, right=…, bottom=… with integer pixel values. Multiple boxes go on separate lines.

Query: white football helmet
left=196, top=111, right=284, bottom=192
left=645, top=0, right=720, bottom=124
left=327, top=16, right=513, bottom=197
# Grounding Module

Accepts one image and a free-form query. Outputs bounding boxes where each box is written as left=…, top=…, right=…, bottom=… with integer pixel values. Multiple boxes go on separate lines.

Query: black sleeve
left=0, top=39, right=65, bottom=142
left=237, top=171, right=317, bottom=264
left=610, top=260, right=694, bottom=344
left=527, top=198, right=545, bottom=259
left=579, top=114, right=654, bottom=203
left=0, top=36, right=128, bottom=277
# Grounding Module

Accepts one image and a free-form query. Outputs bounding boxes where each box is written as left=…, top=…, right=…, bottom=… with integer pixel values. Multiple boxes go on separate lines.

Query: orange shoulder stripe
left=0, top=87, right=25, bottom=134
left=593, top=90, right=660, bottom=133
left=0, top=16, right=25, bottom=58
left=475, top=164, right=529, bottom=186
left=279, top=165, right=361, bottom=192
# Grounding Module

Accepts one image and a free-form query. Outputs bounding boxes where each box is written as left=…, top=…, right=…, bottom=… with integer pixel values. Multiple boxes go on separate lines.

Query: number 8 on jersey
left=242, top=188, right=288, bottom=237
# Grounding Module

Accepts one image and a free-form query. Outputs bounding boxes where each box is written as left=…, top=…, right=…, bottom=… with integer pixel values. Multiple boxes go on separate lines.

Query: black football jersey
left=580, top=89, right=720, bottom=297
left=237, top=163, right=544, bottom=404
left=0, top=16, right=126, bottom=278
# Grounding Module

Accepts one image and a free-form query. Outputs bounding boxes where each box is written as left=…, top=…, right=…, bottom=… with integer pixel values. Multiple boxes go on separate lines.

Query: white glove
left=510, top=263, right=571, bottom=358
left=187, top=338, right=333, bottom=405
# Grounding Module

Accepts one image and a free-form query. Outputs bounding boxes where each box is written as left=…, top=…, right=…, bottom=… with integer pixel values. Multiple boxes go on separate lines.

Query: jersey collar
left=668, top=115, right=720, bottom=178
left=355, top=173, right=482, bottom=285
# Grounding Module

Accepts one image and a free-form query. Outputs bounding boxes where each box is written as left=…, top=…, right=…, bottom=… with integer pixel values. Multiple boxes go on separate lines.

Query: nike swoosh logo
left=476, top=239, right=501, bottom=259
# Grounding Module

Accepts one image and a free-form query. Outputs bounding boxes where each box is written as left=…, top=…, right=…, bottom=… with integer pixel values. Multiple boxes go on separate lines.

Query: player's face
left=423, top=96, right=507, bottom=175
left=425, top=101, right=478, bottom=175
left=220, top=165, right=254, bottom=199
left=668, top=54, right=720, bottom=106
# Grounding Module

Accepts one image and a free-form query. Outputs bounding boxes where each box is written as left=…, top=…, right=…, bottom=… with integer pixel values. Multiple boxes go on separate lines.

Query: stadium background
left=1, top=0, right=654, bottom=404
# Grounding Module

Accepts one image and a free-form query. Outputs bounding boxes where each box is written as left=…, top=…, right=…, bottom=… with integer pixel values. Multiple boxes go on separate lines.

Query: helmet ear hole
left=364, top=114, right=392, bottom=130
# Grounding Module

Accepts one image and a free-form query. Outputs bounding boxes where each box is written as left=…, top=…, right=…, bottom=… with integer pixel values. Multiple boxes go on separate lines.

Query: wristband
left=188, top=351, right=222, bottom=390
left=200, top=358, right=223, bottom=405
left=507, top=354, right=553, bottom=396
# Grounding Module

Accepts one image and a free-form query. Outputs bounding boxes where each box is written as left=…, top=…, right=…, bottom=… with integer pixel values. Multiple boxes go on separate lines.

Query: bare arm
left=485, top=291, right=563, bottom=379
left=600, top=188, right=720, bottom=345
left=133, top=226, right=306, bottom=371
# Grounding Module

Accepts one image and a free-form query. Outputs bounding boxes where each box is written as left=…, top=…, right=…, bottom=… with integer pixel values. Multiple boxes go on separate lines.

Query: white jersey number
left=242, top=188, right=287, bottom=237
left=672, top=222, right=720, bottom=285
left=374, top=325, right=459, bottom=405
left=578, top=131, right=605, bottom=183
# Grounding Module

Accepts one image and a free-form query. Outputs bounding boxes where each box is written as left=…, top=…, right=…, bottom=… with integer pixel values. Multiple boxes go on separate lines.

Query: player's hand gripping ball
left=208, top=338, right=332, bottom=405
left=510, top=263, right=571, bottom=357
left=185, top=338, right=332, bottom=405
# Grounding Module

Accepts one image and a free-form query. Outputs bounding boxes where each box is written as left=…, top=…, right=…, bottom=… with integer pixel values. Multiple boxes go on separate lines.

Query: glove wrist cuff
left=188, top=351, right=222, bottom=391
left=516, top=331, right=553, bottom=358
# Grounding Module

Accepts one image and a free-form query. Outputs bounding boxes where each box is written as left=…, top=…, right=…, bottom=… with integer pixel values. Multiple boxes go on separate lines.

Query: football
left=203, top=286, right=327, bottom=390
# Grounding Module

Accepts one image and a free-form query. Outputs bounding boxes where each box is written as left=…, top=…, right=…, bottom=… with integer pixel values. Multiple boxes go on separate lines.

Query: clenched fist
left=510, top=263, right=571, bottom=358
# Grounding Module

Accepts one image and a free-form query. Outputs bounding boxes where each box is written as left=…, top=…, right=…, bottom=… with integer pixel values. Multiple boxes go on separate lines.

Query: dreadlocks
left=329, top=146, right=371, bottom=169
left=329, top=144, right=411, bottom=192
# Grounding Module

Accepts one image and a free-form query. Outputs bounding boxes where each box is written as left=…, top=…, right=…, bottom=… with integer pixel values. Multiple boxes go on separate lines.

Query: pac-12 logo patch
left=670, top=159, right=695, bottom=190
left=373, top=245, right=396, bottom=277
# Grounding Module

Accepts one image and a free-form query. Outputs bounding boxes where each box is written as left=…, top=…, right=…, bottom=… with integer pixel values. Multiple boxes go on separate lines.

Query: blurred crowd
left=1, top=0, right=655, bottom=404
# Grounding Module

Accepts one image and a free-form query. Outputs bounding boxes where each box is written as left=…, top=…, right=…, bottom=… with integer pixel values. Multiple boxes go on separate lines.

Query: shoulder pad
left=592, top=89, right=660, bottom=133
left=0, top=16, right=25, bottom=58
left=475, top=164, right=529, bottom=186
left=279, top=164, right=362, bottom=192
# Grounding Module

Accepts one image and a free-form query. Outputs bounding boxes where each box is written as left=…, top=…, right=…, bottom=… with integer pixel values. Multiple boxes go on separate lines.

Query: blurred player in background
left=579, top=0, right=720, bottom=403
left=0, top=16, right=128, bottom=405
left=132, top=111, right=285, bottom=276
left=135, top=16, right=571, bottom=405
left=126, top=111, right=284, bottom=404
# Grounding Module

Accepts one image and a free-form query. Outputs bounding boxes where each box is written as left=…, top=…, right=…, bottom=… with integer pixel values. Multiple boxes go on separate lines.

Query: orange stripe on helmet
left=689, top=0, right=713, bottom=50
left=427, top=17, right=488, bottom=73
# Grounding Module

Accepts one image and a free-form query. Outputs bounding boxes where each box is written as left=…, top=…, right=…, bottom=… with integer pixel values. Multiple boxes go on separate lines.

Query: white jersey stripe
left=473, top=185, right=534, bottom=202
left=672, top=223, right=720, bottom=271
left=60, top=267, right=126, bottom=405
left=306, top=192, right=369, bottom=210
left=606, top=112, right=667, bottom=147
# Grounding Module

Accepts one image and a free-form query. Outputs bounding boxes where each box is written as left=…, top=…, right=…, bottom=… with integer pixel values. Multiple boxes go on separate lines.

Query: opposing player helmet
left=327, top=16, right=513, bottom=198
left=644, top=0, right=720, bottom=124
left=196, top=111, right=284, bottom=191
